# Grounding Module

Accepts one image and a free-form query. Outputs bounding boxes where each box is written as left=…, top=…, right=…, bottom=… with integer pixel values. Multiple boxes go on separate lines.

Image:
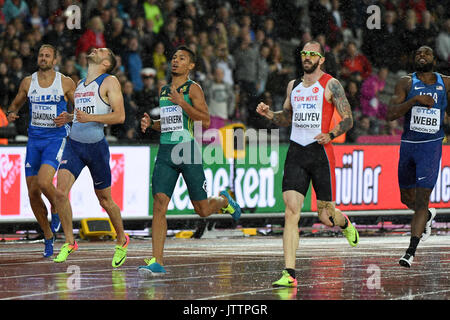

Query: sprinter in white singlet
left=53, top=48, right=130, bottom=268
left=6, top=45, right=75, bottom=257
left=257, top=41, right=359, bottom=288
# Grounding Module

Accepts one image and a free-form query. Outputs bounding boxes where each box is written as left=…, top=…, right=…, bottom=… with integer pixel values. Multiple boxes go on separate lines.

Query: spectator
left=75, top=16, right=106, bottom=57
left=134, top=16, right=157, bottom=67
left=309, top=0, right=331, bottom=38
left=61, top=57, right=79, bottom=83
left=155, top=14, right=179, bottom=57
left=2, top=0, right=29, bottom=23
left=341, top=41, right=372, bottom=84
left=197, top=44, right=214, bottom=85
left=106, top=17, right=128, bottom=58
left=0, top=62, right=14, bottom=107
left=324, top=35, right=344, bottom=78
left=203, top=67, right=235, bottom=142
left=353, top=115, right=372, bottom=141
left=152, top=41, right=168, bottom=81
left=256, top=44, right=270, bottom=97
left=266, top=42, right=293, bottom=110
left=114, top=80, right=139, bottom=140
left=75, top=52, right=88, bottom=79
left=376, top=10, right=401, bottom=71
left=43, top=15, right=75, bottom=58
left=360, top=67, right=389, bottom=135
left=398, top=9, right=421, bottom=71
left=417, top=10, right=440, bottom=49
left=124, top=36, right=143, bottom=91
left=19, top=40, right=34, bottom=74
left=26, top=3, right=45, bottom=33
left=383, top=119, right=403, bottom=136
left=143, top=0, right=164, bottom=34
left=233, top=30, right=259, bottom=125
left=436, top=19, right=450, bottom=72
left=212, top=43, right=235, bottom=87
left=136, top=67, right=160, bottom=143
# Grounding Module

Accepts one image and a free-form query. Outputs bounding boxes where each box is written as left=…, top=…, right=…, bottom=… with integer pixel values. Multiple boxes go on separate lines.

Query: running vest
left=27, top=71, right=69, bottom=139
left=402, top=72, right=447, bottom=142
left=159, top=80, right=196, bottom=144
left=70, top=74, right=111, bottom=143
left=290, top=73, right=335, bottom=146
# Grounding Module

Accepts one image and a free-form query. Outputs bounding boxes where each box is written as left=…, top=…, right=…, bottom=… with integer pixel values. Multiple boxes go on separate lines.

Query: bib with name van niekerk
left=159, top=80, right=196, bottom=144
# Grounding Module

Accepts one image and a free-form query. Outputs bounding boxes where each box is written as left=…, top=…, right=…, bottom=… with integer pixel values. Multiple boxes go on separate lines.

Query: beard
left=303, top=60, right=320, bottom=74
left=415, top=60, right=433, bottom=72
left=38, top=63, right=52, bottom=72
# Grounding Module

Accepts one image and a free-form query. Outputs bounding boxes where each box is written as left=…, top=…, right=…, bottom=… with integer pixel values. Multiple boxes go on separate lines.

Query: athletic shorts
left=59, top=137, right=111, bottom=190
left=25, top=137, right=66, bottom=177
left=152, top=141, right=207, bottom=201
left=282, top=141, right=336, bottom=201
left=398, top=139, right=442, bottom=189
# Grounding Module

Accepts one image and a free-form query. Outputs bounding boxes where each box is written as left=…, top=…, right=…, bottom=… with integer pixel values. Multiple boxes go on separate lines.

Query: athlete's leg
left=36, top=164, right=57, bottom=211
left=400, top=188, right=416, bottom=210
left=26, top=176, right=53, bottom=240
left=282, top=190, right=304, bottom=270
left=54, top=169, right=76, bottom=245
left=94, top=186, right=127, bottom=246
left=152, top=192, right=171, bottom=265
left=191, top=195, right=228, bottom=218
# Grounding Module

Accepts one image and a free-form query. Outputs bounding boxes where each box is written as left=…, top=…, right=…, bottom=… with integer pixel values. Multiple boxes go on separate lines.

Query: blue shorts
left=25, top=137, right=66, bottom=177
left=59, top=137, right=111, bottom=190
left=398, top=139, right=442, bottom=189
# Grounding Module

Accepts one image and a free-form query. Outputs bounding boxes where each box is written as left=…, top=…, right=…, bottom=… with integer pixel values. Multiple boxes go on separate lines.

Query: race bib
left=410, top=106, right=440, bottom=134
left=31, top=104, right=57, bottom=128
left=292, top=103, right=322, bottom=129
left=160, top=105, right=183, bottom=133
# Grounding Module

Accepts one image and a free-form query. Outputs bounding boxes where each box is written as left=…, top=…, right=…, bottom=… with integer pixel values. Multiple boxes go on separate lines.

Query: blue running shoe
left=220, top=190, right=241, bottom=221
left=43, top=236, right=55, bottom=258
left=51, top=213, right=61, bottom=233
left=138, top=258, right=166, bottom=277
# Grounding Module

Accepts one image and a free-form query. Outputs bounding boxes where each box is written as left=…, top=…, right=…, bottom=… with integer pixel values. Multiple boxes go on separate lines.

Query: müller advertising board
left=0, top=144, right=449, bottom=220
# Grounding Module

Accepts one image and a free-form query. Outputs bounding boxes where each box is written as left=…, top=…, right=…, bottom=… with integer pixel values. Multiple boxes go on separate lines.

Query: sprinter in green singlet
left=138, top=46, right=241, bottom=276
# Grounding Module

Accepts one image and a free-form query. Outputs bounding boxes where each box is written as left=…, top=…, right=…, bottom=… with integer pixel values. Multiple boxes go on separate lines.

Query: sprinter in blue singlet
left=387, top=46, right=450, bottom=268
left=53, top=48, right=130, bottom=268
left=6, top=45, right=76, bottom=257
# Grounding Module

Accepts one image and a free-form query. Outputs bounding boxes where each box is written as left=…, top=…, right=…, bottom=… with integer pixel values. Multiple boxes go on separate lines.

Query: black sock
left=427, top=210, right=432, bottom=221
left=285, top=268, right=296, bottom=278
left=406, top=236, right=420, bottom=256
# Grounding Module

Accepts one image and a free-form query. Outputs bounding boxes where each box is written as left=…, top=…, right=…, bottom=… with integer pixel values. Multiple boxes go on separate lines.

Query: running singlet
left=27, top=71, right=69, bottom=139
left=70, top=74, right=111, bottom=143
left=402, top=72, right=448, bottom=142
left=159, top=80, right=196, bottom=145
left=290, top=73, right=335, bottom=146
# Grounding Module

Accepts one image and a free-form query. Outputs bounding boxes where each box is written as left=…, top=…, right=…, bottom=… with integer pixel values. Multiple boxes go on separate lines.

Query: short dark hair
left=304, top=40, right=325, bottom=56
left=39, top=44, right=58, bottom=59
left=175, top=45, right=196, bottom=64
left=106, top=48, right=117, bottom=73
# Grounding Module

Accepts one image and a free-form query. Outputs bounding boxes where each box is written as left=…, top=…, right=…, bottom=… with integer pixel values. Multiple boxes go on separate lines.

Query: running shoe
left=219, top=190, right=241, bottom=221
left=399, top=253, right=414, bottom=268
left=272, top=270, right=298, bottom=288
left=138, top=257, right=166, bottom=276
left=53, top=241, right=78, bottom=263
left=342, top=214, right=359, bottom=247
left=43, top=236, right=55, bottom=258
left=112, top=234, right=130, bottom=268
left=51, top=213, right=61, bottom=233
left=421, top=208, right=436, bottom=242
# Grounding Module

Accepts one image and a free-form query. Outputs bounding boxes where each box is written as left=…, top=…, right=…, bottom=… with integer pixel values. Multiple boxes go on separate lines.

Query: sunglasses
left=300, top=50, right=324, bottom=58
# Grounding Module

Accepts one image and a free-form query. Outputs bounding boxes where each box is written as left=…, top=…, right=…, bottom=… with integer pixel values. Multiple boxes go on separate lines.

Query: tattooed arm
left=315, top=78, right=353, bottom=144
left=256, top=79, right=294, bottom=127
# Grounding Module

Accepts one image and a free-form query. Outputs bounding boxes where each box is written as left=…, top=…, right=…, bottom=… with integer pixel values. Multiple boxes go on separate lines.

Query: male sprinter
left=387, top=45, right=450, bottom=267
left=6, top=44, right=75, bottom=257
left=138, top=46, right=241, bottom=275
left=53, top=48, right=130, bottom=268
left=256, top=40, right=359, bottom=287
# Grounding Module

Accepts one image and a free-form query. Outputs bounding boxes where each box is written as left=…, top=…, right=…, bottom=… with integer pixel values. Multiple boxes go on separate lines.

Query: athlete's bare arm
left=76, top=75, right=125, bottom=125
left=169, top=83, right=211, bottom=129
left=6, top=76, right=31, bottom=122
left=256, top=79, right=294, bottom=127
left=54, top=75, right=77, bottom=126
left=327, top=78, right=353, bottom=137
left=387, top=75, right=435, bottom=121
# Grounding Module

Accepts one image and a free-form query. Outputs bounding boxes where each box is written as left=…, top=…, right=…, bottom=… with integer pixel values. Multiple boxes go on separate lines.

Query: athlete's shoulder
left=19, top=75, right=32, bottom=92
left=60, top=73, right=76, bottom=88
left=438, top=73, right=450, bottom=88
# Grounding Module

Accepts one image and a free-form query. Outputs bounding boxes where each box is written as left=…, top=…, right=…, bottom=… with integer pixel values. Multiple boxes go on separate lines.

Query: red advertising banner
left=110, top=153, right=125, bottom=211
left=0, top=154, right=21, bottom=215
left=310, top=145, right=450, bottom=211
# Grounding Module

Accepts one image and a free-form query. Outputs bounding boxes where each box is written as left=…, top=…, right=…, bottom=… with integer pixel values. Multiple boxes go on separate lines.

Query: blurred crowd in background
left=0, top=0, right=449, bottom=144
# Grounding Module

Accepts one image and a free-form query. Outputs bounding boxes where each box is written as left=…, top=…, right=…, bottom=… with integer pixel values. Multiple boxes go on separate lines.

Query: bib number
left=410, top=106, right=440, bottom=134
left=31, top=104, right=57, bottom=128
left=160, top=105, right=184, bottom=133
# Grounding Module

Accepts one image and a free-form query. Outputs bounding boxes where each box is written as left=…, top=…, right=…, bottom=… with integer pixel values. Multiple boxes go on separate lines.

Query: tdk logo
left=163, top=106, right=179, bottom=113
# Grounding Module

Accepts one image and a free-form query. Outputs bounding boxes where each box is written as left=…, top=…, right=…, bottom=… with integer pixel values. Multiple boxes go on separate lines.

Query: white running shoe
left=421, top=208, right=436, bottom=242
left=399, top=253, right=414, bottom=268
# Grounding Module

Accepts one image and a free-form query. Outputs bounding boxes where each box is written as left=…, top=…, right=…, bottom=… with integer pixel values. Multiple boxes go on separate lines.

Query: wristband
left=329, top=132, right=335, bottom=140
left=6, top=110, right=14, bottom=117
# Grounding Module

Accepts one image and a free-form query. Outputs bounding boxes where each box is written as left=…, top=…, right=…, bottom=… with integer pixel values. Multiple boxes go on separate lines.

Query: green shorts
left=152, top=141, right=207, bottom=201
